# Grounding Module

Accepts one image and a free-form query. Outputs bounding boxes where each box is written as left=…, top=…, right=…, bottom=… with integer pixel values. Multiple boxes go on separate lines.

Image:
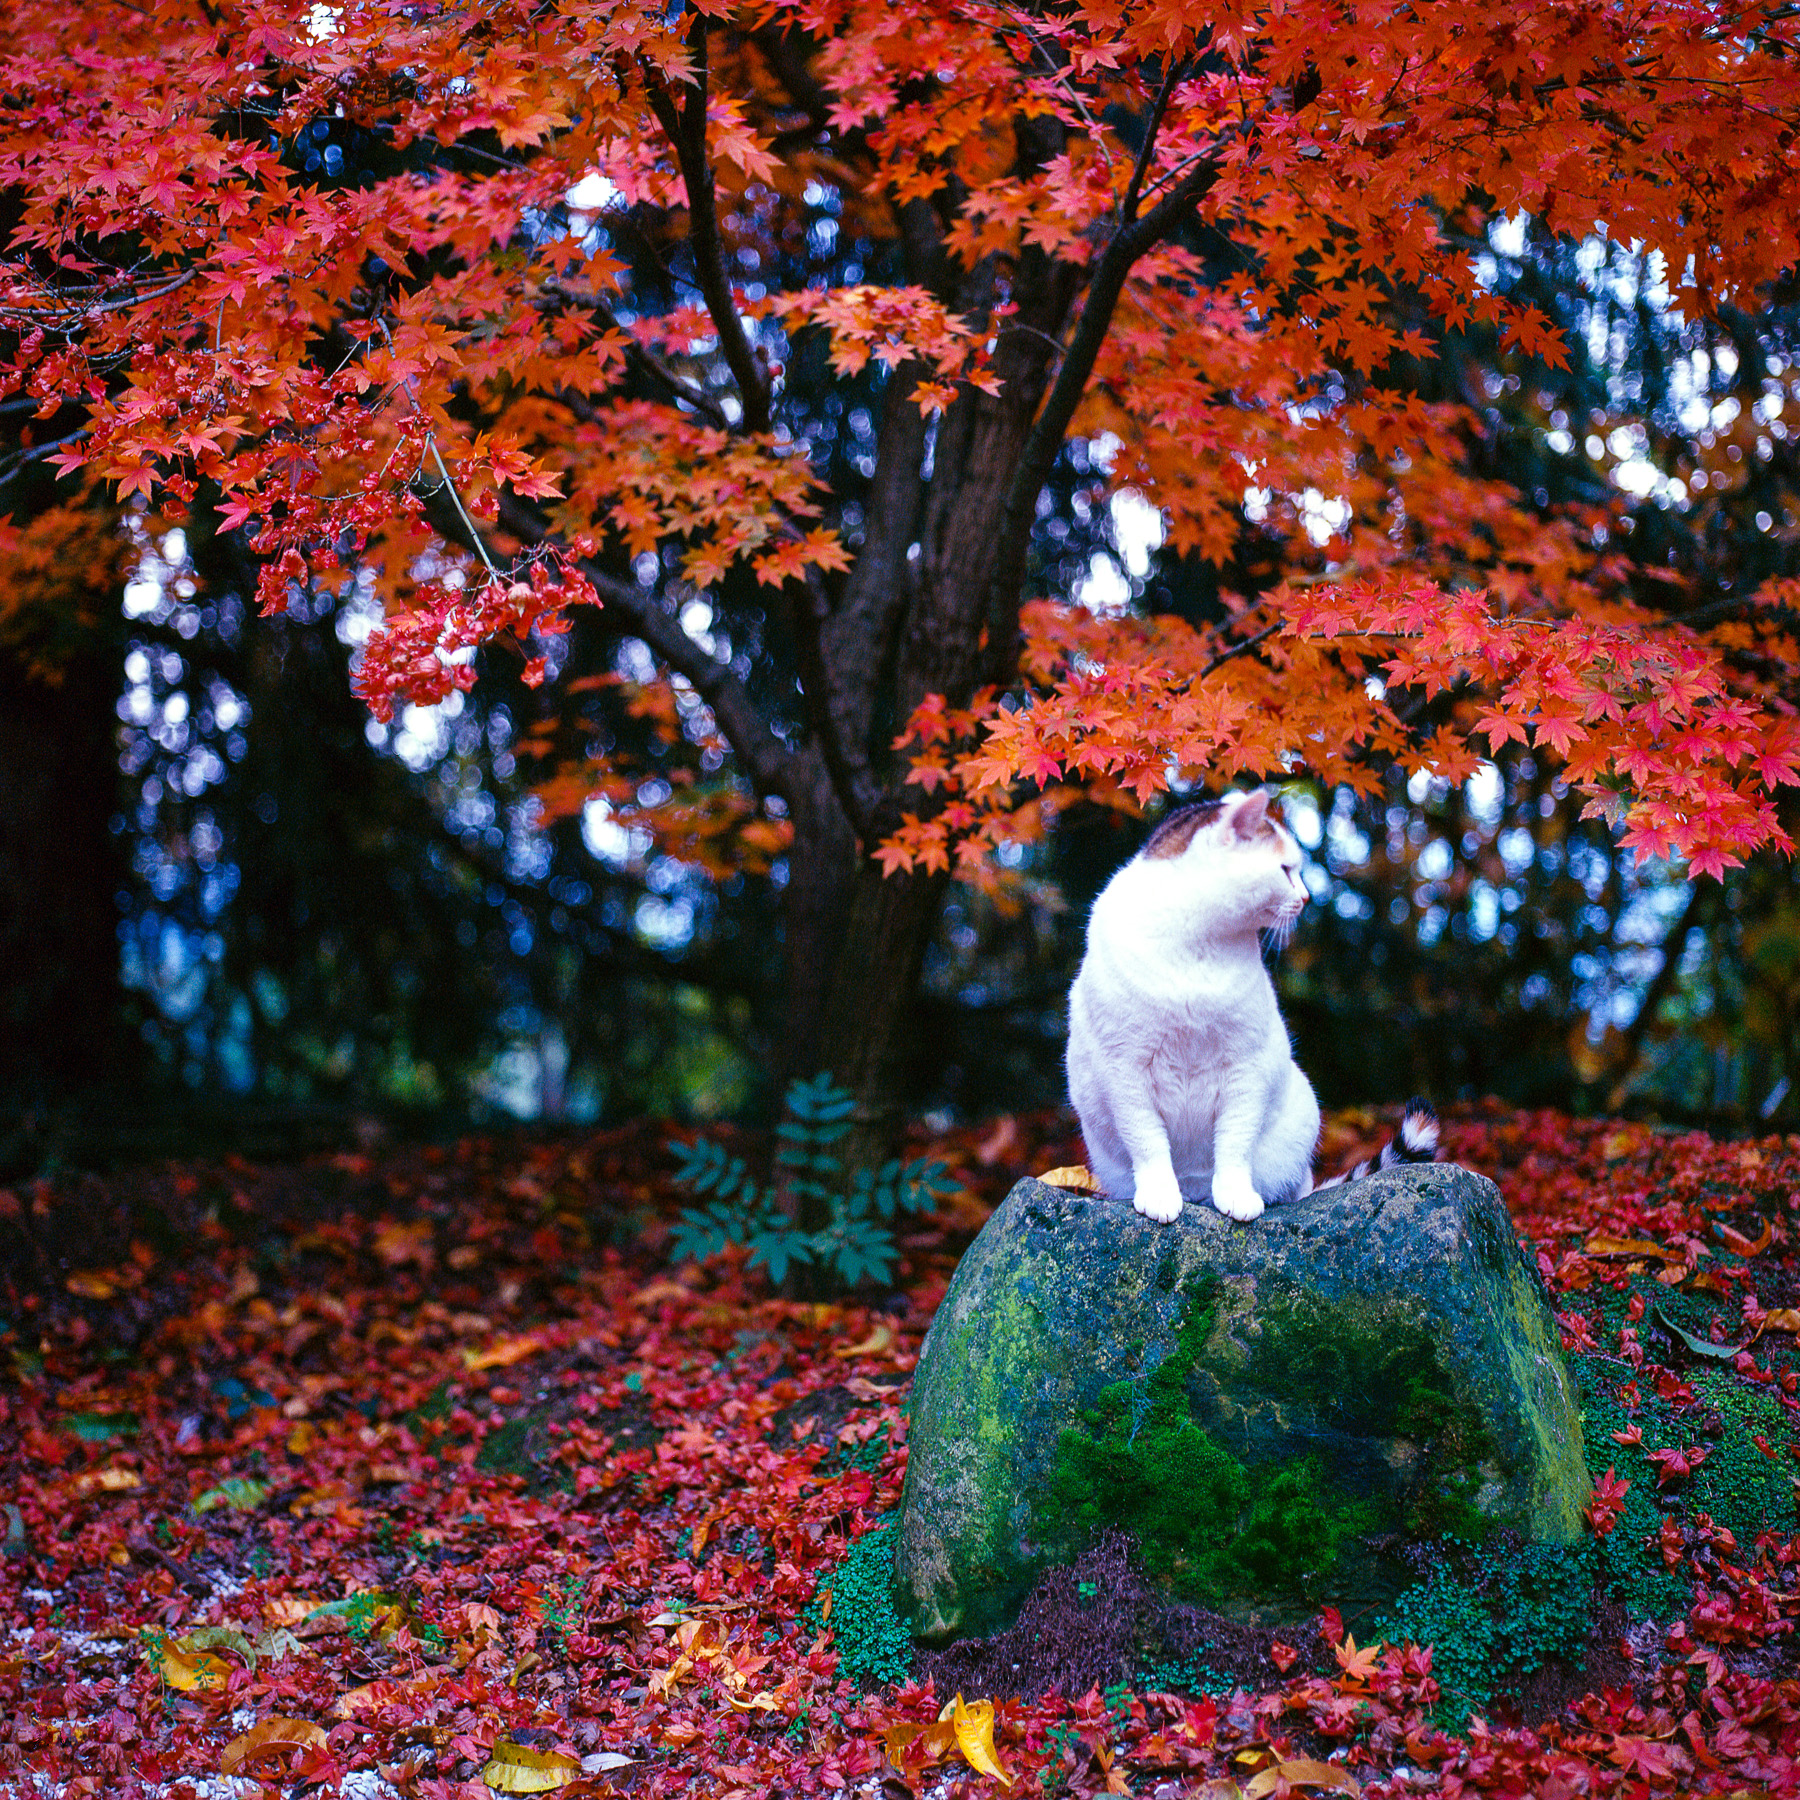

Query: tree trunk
left=0, top=641, right=129, bottom=1143
left=815, top=856, right=952, bottom=1199
left=776, top=744, right=861, bottom=1092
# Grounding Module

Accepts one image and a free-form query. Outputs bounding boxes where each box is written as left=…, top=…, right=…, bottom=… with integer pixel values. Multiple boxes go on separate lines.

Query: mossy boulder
left=893, top=1166, right=1590, bottom=1642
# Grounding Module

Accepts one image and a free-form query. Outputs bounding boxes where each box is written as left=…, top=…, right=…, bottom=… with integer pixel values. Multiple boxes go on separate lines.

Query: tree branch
left=1198, top=617, right=1283, bottom=676
left=1121, top=61, right=1185, bottom=224
left=537, top=283, right=734, bottom=431
left=646, top=18, right=773, bottom=435
left=979, top=154, right=1223, bottom=676
left=426, top=486, right=796, bottom=802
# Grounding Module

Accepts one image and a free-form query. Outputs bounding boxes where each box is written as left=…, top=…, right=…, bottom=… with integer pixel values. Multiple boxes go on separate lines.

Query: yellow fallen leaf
left=1245, top=1758, right=1362, bottom=1797
left=64, top=1270, right=120, bottom=1299
left=834, top=1323, right=895, bottom=1359
left=1584, top=1235, right=1682, bottom=1261
left=265, top=1595, right=323, bottom=1628
left=286, top=1421, right=318, bottom=1455
left=462, top=1334, right=543, bottom=1372
left=220, top=1717, right=327, bottom=1774
left=1599, top=1128, right=1642, bottom=1162
left=888, top=1716, right=958, bottom=1768
left=725, top=1689, right=783, bottom=1712
left=1761, top=1308, right=1800, bottom=1333
left=481, top=1741, right=581, bottom=1792
left=150, top=1637, right=234, bottom=1692
left=1038, top=1165, right=1103, bottom=1193
left=67, top=1465, right=141, bottom=1499
left=950, top=1693, right=1013, bottom=1788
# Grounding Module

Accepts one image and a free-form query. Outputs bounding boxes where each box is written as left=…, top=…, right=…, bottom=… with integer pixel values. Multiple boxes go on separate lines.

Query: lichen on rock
left=892, top=1166, right=1590, bottom=1643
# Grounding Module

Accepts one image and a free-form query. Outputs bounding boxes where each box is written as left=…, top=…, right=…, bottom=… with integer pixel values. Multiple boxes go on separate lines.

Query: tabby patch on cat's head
left=1141, top=791, right=1280, bottom=860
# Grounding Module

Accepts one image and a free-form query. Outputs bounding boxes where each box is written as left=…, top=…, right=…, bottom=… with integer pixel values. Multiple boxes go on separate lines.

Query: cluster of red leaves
left=882, top=577, right=1800, bottom=884
left=2, top=1102, right=1797, bottom=1800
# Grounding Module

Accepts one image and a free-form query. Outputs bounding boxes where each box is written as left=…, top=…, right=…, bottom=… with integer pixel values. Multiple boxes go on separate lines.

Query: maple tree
left=5, top=0, right=1800, bottom=1149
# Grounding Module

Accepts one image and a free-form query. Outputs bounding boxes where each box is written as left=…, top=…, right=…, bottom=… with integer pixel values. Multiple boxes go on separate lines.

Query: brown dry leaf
left=372, top=1219, right=435, bottom=1268
left=630, top=1277, right=691, bottom=1308
left=462, top=1334, right=543, bottom=1372
left=834, top=1322, right=895, bottom=1359
left=286, top=1420, right=318, bottom=1455
left=220, top=1717, right=327, bottom=1774
left=332, top=1671, right=441, bottom=1718
left=265, top=1595, right=323, bottom=1628
left=1599, top=1128, right=1642, bottom=1162
left=480, top=1741, right=582, bottom=1792
left=1038, top=1165, right=1102, bottom=1193
left=1762, top=1308, right=1800, bottom=1333
left=976, top=1113, right=1019, bottom=1164
left=842, top=1376, right=903, bottom=1400
left=1244, top=1758, right=1362, bottom=1797
left=949, top=1694, right=1013, bottom=1788
left=1715, top=1218, right=1774, bottom=1258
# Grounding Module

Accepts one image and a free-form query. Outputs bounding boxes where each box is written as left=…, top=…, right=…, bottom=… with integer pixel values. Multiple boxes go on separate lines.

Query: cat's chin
left=1262, top=906, right=1303, bottom=949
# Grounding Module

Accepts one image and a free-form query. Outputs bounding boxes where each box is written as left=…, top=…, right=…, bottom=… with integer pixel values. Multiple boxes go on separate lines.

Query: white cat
left=1065, top=790, right=1320, bottom=1225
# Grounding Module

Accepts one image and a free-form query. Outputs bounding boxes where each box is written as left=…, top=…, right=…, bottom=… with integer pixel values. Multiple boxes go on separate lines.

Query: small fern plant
left=667, top=1074, right=956, bottom=1287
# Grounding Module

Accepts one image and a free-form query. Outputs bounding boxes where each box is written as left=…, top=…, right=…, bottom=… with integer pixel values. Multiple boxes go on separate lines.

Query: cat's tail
left=1314, top=1099, right=1440, bottom=1190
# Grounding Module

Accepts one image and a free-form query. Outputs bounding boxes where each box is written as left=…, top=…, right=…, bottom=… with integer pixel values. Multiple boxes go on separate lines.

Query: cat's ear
left=1226, top=789, right=1271, bottom=838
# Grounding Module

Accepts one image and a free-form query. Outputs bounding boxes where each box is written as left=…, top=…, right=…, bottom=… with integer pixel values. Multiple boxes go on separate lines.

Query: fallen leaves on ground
left=0, top=1104, right=1796, bottom=1797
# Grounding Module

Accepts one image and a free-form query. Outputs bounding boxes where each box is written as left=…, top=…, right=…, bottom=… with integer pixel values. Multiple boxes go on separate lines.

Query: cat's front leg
left=1131, top=1160, right=1185, bottom=1224
left=1211, top=1085, right=1267, bottom=1222
left=1210, top=1167, right=1264, bottom=1222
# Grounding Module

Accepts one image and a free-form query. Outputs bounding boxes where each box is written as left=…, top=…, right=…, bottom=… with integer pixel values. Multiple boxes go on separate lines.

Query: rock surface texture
left=893, top=1166, right=1590, bottom=1642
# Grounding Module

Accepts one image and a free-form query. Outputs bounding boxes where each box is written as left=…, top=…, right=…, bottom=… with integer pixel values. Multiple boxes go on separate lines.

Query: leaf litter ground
left=2, top=1104, right=1798, bottom=1799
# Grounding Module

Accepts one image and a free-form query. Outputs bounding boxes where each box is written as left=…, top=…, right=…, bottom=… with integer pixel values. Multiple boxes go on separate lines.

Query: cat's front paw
left=1131, top=1169, right=1184, bottom=1224
left=1211, top=1172, right=1265, bottom=1222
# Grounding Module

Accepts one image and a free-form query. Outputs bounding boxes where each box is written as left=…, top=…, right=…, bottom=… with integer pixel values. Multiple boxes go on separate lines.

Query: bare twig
left=373, top=316, right=501, bottom=579
left=1197, top=617, right=1283, bottom=676
left=1121, top=61, right=1185, bottom=224
left=980, top=153, right=1226, bottom=670
left=0, top=429, right=89, bottom=489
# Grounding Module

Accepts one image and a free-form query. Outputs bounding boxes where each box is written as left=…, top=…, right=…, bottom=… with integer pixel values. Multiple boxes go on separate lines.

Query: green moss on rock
left=1691, top=1369, right=1796, bottom=1541
left=1046, top=1282, right=1375, bottom=1604
left=893, top=1167, right=1590, bottom=1642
